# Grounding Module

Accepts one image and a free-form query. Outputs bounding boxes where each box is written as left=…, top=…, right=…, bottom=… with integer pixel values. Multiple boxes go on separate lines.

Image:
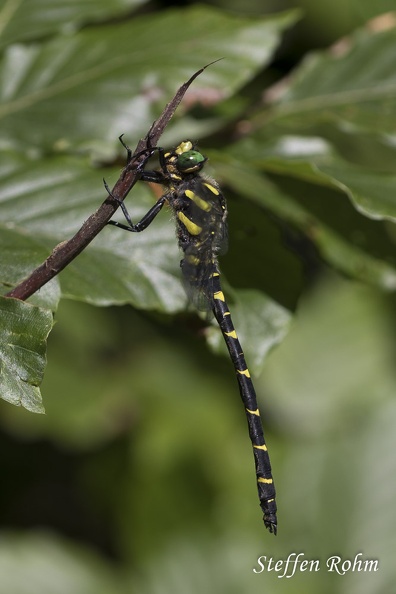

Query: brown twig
left=6, top=60, right=221, bottom=302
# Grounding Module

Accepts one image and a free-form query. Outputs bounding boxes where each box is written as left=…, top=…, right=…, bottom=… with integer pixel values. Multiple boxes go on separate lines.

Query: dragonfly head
left=175, top=140, right=207, bottom=174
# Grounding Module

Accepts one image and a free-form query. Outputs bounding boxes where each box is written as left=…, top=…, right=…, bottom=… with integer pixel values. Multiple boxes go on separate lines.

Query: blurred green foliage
left=1, top=0, right=396, bottom=592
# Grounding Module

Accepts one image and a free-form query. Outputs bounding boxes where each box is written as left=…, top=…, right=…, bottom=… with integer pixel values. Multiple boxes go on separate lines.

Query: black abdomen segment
left=210, top=271, right=277, bottom=534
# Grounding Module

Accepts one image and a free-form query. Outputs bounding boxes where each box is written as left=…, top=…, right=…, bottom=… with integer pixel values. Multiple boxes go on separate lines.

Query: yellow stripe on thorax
left=177, top=212, right=202, bottom=236
left=185, top=189, right=212, bottom=212
left=238, top=368, right=251, bottom=378
left=254, top=444, right=268, bottom=451
left=203, top=182, right=220, bottom=195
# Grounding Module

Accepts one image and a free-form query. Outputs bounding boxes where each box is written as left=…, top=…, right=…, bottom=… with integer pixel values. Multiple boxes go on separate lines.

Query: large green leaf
left=264, top=22, right=396, bottom=134
left=229, top=133, right=396, bottom=223
left=0, top=295, right=53, bottom=412
left=0, top=6, right=298, bottom=154
left=314, top=161, right=396, bottom=222
left=0, top=0, right=146, bottom=50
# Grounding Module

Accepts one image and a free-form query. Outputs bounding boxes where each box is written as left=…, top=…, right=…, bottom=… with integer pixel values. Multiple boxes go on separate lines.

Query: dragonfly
left=105, top=139, right=277, bottom=534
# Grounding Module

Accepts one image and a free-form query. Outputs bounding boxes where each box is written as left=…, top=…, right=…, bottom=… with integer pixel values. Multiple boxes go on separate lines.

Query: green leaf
left=0, top=226, right=60, bottom=310
left=60, top=237, right=186, bottom=310
left=0, top=6, right=299, bottom=154
left=233, top=133, right=396, bottom=223
left=0, top=0, right=147, bottom=50
left=0, top=295, right=53, bottom=413
left=265, top=23, right=396, bottom=134
left=315, top=162, right=396, bottom=222
left=241, top=21, right=396, bottom=228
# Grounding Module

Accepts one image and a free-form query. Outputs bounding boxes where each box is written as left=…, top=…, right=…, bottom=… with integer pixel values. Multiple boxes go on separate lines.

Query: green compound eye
left=177, top=150, right=206, bottom=173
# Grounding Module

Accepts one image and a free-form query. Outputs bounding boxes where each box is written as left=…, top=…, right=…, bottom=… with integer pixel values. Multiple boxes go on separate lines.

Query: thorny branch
left=6, top=61, right=220, bottom=302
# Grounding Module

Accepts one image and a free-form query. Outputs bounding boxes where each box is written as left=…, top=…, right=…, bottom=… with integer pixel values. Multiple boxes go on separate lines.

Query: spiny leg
left=119, top=134, right=133, bottom=166
left=103, top=179, right=167, bottom=232
left=103, top=140, right=169, bottom=231
left=119, top=133, right=160, bottom=178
